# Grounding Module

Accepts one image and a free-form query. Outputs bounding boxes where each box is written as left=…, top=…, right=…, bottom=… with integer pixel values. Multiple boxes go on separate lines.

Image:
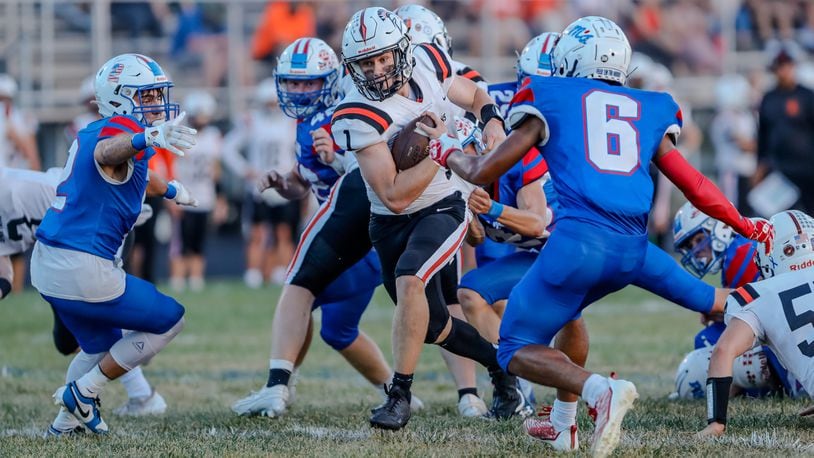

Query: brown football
left=389, top=114, right=436, bottom=171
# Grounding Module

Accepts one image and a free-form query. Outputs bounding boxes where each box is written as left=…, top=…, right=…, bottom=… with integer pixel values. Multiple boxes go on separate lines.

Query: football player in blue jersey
left=673, top=202, right=805, bottom=398
left=433, top=17, right=773, bottom=456
left=231, top=38, right=424, bottom=418
left=30, top=54, right=199, bottom=435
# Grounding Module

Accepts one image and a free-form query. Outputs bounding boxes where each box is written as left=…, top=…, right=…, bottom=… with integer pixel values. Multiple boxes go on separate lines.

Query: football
left=389, top=114, right=436, bottom=171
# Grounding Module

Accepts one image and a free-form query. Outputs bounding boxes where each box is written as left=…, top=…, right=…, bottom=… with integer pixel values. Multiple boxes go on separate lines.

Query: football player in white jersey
left=222, top=79, right=299, bottom=288
left=332, top=7, right=529, bottom=430
left=701, top=210, right=814, bottom=438
left=169, top=91, right=223, bottom=292
left=0, top=74, right=40, bottom=171
left=0, top=167, right=169, bottom=429
left=394, top=2, right=492, bottom=419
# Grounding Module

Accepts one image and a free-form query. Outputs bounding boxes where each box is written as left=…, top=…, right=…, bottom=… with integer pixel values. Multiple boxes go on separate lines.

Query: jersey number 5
left=780, top=283, right=814, bottom=357
left=583, top=90, right=641, bottom=175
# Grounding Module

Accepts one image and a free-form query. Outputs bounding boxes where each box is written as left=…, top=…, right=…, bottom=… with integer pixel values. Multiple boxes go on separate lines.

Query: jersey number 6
left=583, top=90, right=641, bottom=175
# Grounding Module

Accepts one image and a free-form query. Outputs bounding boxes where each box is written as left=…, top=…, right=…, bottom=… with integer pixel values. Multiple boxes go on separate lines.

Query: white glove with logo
left=166, top=180, right=198, bottom=207
left=145, top=112, right=197, bottom=157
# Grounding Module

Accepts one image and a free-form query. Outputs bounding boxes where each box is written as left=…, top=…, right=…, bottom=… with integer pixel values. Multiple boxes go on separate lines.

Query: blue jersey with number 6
left=507, top=76, right=682, bottom=235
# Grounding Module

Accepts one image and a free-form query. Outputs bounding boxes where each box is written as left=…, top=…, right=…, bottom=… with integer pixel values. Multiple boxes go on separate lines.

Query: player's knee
left=151, top=300, right=185, bottom=334
left=424, top=314, right=451, bottom=344
left=320, top=323, right=359, bottom=351
left=396, top=275, right=424, bottom=302
left=457, top=288, right=487, bottom=315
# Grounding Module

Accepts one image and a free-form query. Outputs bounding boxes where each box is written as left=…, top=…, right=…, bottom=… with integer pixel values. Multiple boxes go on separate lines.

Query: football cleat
left=410, top=393, right=425, bottom=413
left=488, top=370, right=534, bottom=419
left=370, top=384, right=411, bottom=430
left=113, top=389, right=167, bottom=416
left=457, top=393, right=488, bottom=418
left=524, top=405, right=579, bottom=452
left=588, top=378, right=638, bottom=458
left=53, top=382, right=108, bottom=434
left=518, top=377, right=537, bottom=407
left=44, top=424, right=86, bottom=438
left=231, top=384, right=289, bottom=417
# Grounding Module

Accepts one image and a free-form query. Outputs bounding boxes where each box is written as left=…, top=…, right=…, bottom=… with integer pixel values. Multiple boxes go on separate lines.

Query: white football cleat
left=410, top=393, right=425, bottom=413
left=113, top=389, right=167, bottom=416
left=458, top=393, right=488, bottom=418
left=53, top=382, right=108, bottom=434
left=524, top=406, right=579, bottom=452
left=589, top=378, right=638, bottom=458
left=232, top=384, right=289, bottom=417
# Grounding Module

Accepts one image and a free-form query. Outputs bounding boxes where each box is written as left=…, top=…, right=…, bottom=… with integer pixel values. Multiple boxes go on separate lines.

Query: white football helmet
left=341, top=7, right=413, bottom=101
left=757, top=210, right=814, bottom=278
left=552, top=16, right=631, bottom=85
left=0, top=74, right=17, bottom=99
left=454, top=116, right=485, bottom=154
left=79, top=76, right=95, bottom=103
left=93, top=53, right=179, bottom=124
left=673, top=347, right=712, bottom=399
left=643, top=63, right=673, bottom=91
left=673, top=202, right=735, bottom=278
left=255, top=78, right=278, bottom=106
left=715, top=74, right=751, bottom=110
left=274, top=37, right=341, bottom=119
left=627, top=52, right=654, bottom=89
left=516, top=32, right=561, bottom=81
left=183, top=90, right=216, bottom=120
left=732, top=346, right=773, bottom=391
left=394, top=4, right=452, bottom=54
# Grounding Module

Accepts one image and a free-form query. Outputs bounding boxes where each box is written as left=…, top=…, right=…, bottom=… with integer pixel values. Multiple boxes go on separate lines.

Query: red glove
left=428, top=134, right=462, bottom=168
left=741, top=217, right=774, bottom=254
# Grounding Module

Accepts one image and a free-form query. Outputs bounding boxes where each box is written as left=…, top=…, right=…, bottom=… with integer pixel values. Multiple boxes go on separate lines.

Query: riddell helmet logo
left=789, top=259, right=814, bottom=271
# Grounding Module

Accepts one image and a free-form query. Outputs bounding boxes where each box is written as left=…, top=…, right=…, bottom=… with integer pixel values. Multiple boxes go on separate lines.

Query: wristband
left=480, top=103, right=504, bottom=127
left=131, top=132, right=147, bottom=151
left=706, top=376, right=732, bottom=425
left=163, top=183, right=178, bottom=200
left=486, top=200, right=505, bottom=218
left=0, top=278, right=11, bottom=300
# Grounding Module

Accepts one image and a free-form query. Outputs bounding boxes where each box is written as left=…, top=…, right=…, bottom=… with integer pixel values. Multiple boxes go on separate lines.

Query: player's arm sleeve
left=506, top=83, right=549, bottom=146
left=520, top=148, right=548, bottom=186
left=97, top=115, right=144, bottom=140
left=414, top=43, right=454, bottom=91
left=331, top=102, right=392, bottom=152
left=654, top=147, right=751, bottom=237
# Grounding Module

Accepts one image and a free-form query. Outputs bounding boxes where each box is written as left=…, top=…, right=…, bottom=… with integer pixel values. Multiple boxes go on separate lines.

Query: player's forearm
left=496, top=206, right=546, bottom=237
left=146, top=169, right=170, bottom=197
left=465, top=217, right=485, bottom=246
left=94, top=134, right=140, bottom=166
left=448, top=121, right=541, bottom=185
left=277, top=171, right=311, bottom=201
left=383, top=158, right=440, bottom=213
left=0, top=255, right=13, bottom=300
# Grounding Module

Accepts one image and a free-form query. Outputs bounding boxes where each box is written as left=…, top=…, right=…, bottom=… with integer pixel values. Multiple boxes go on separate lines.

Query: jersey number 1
left=583, top=91, right=640, bottom=175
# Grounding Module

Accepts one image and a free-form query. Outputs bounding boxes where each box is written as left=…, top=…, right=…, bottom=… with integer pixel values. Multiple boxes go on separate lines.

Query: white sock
left=118, top=367, right=152, bottom=399
left=75, top=365, right=111, bottom=397
left=51, top=407, right=80, bottom=430
left=550, top=399, right=578, bottom=431
left=269, top=359, right=294, bottom=372
left=581, top=374, right=610, bottom=407
left=66, top=351, right=104, bottom=383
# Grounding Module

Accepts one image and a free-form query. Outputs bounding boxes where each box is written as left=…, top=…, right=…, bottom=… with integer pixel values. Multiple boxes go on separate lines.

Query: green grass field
left=1, top=282, right=812, bottom=456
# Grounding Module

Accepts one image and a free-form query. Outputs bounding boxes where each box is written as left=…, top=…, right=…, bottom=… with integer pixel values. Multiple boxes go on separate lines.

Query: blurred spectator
left=251, top=2, right=316, bottom=62
left=467, top=0, right=531, bottom=55
left=755, top=46, right=814, bottom=214
left=171, top=2, right=228, bottom=87
left=661, top=0, right=721, bottom=74
left=169, top=91, right=224, bottom=292
left=222, top=79, right=298, bottom=288
left=111, top=2, right=163, bottom=39
left=64, top=76, right=100, bottom=141
left=0, top=74, right=40, bottom=171
left=711, top=74, right=757, bottom=214
left=746, top=0, right=795, bottom=45
left=627, top=0, right=675, bottom=68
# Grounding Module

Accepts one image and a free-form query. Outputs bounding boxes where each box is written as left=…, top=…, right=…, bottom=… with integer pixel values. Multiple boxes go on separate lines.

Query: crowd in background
left=2, top=0, right=814, bottom=286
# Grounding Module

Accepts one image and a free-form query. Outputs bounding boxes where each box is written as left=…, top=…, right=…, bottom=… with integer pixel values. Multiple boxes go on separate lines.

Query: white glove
left=145, top=112, right=197, bottom=157
left=166, top=180, right=198, bottom=207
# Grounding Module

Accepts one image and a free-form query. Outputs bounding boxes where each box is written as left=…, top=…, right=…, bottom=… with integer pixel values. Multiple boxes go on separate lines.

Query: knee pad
left=424, top=275, right=451, bottom=343
left=319, top=323, right=359, bottom=351
left=110, top=318, right=185, bottom=371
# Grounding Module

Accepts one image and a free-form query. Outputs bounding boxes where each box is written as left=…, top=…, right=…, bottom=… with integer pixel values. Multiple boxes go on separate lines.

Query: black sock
left=457, top=387, right=478, bottom=400
left=439, top=318, right=502, bottom=373
left=392, top=372, right=413, bottom=401
left=266, top=368, right=291, bottom=388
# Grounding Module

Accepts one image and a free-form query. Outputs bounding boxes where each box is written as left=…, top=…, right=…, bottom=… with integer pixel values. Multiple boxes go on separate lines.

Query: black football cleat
left=370, top=384, right=411, bottom=430
left=489, top=369, right=533, bottom=419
